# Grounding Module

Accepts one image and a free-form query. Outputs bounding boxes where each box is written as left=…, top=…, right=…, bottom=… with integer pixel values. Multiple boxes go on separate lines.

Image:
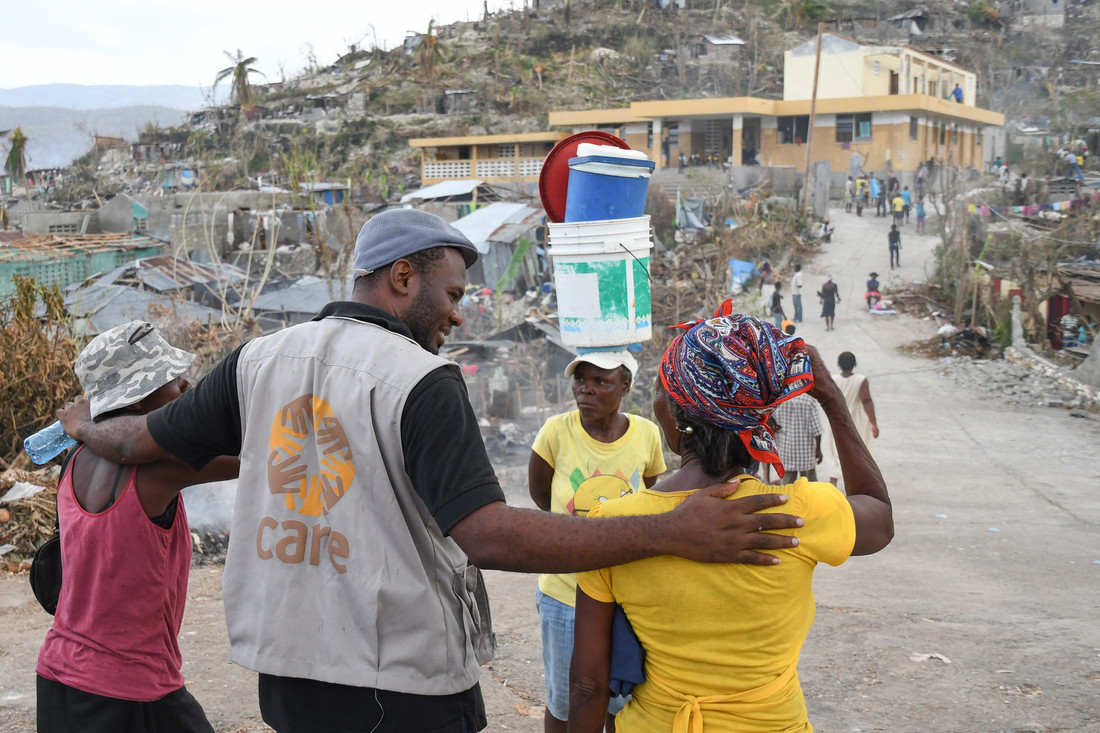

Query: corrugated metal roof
left=0, top=233, right=162, bottom=262
left=250, top=276, right=351, bottom=315
left=66, top=284, right=225, bottom=336
left=887, top=9, right=931, bottom=20
left=299, top=182, right=349, bottom=192
left=703, top=34, right=746, bottom=45
left=400, top=180, right=484, bottom=203
left=91, top=256, right=249, bottom=292
left=452, top=202, right=543, bottom=254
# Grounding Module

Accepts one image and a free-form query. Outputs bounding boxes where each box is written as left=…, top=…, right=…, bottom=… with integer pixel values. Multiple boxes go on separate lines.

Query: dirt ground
left=3, top=204, right=1100, bottom=732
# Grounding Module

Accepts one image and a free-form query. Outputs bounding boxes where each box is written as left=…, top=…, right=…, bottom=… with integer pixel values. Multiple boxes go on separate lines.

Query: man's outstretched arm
left=58, top=396, right=167, bottom=464
left=449, top=482, right=803, bottom=573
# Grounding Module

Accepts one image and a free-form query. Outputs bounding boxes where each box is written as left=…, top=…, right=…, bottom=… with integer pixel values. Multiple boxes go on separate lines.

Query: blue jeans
left=792, top=294, right=803, bottom=322
left=536, top=590, right=626, bottom=722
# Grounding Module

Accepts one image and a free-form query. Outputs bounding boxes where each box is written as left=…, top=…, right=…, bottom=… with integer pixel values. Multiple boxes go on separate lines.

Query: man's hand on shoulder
left=669, top=481, right=803, bottom=564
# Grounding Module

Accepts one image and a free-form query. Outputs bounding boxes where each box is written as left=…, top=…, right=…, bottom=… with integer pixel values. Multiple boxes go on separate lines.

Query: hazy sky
left=3, top=0, right=516, bottom=89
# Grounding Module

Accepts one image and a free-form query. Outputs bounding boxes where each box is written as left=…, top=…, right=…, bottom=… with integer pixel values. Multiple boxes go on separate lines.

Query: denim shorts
left=536, top=589, right=627, bottom=722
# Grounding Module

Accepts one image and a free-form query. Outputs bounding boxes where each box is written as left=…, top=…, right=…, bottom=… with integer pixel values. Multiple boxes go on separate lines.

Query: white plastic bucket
left=548, top=216, right=653, bottom=347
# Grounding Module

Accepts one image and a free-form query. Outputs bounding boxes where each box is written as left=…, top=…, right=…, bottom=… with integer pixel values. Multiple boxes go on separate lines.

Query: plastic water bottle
left=24, top=421, right=78, bottom=465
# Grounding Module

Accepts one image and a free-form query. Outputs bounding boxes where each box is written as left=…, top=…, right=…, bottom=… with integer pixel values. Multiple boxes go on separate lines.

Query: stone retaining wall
left=1004, top=346, right=1100, bottom=408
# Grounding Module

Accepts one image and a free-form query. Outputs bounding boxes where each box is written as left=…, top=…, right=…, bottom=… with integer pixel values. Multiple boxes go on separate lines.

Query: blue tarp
left=729, top=258, right=757, bottom=292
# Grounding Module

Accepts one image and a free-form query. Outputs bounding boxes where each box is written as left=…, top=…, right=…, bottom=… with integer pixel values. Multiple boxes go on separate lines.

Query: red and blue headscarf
left=659, top=314, right=813, bottom=477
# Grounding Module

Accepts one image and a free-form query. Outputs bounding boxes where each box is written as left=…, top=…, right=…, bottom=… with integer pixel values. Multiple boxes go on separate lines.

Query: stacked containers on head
left=548, top=141, right=656, bottom=350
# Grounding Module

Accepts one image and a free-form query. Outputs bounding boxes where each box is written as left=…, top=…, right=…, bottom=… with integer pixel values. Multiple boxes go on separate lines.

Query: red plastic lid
left=539, top=131, right=631, bottom=223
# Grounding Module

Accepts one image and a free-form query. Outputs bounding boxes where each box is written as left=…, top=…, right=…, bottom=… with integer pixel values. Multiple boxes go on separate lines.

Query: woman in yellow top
left=570, top=315, right=893, bottom=733
left=529, top=350, right=666, bottom=733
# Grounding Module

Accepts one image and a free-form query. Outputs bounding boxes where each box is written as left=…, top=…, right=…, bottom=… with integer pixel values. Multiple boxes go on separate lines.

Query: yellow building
left=409, top=34, right=1004, bottom=184
left=408, top=132, right=567, bottom=186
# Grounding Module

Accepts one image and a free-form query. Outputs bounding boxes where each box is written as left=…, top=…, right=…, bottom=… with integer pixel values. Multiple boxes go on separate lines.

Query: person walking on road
left=819, top=275, right=840, bottom=332
left=891, top=193, right=905, bottom=227
left=826, top=351, right=879, bottom=485
left=57, top=209, right=803, bottom=733
left=889, top=224, right=902, bottom=269
left=758, top=260, right=777, bottom=312
left=869, top=175, right=883, bottom=217
left=770, top=281, right=786, bottom=328
left=844, top=176, right=855, bottom=213
left=771, top=391, right=824, bottom=484
left=915, top=197, right=927, bottom=234
left=791, top=264, right=804, bottom=323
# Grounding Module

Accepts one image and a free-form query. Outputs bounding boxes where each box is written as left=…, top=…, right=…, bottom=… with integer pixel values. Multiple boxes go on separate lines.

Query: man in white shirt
left=790, top=264, right=804, bottom=323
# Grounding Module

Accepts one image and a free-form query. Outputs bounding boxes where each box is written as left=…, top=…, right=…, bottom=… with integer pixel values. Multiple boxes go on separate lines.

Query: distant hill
left=0, top=106, right=190, bottom=168
left=0, top=84, right=220, bottom=111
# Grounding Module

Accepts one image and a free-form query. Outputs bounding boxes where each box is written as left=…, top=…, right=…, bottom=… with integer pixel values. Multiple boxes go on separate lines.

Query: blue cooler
left=564, top=151, right=655, bottom=222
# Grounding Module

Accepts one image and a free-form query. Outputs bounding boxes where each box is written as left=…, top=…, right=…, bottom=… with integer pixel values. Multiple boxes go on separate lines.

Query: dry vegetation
left=0, top=277, right=81, bottom=467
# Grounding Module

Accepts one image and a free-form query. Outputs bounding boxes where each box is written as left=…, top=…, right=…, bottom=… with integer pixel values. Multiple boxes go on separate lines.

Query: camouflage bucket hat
left=75, top=321, right=196, bottom=419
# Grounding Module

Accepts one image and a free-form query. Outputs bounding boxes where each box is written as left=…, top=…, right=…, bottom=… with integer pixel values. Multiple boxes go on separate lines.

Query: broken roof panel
left=299, top=182, right=349, bottom=192
left=703, top=34, right=746, bottom=46
left=451, top=202, right=543, bottom=254
left=250, top=276, right=351, bottom=316
left=400, top=179, right=485, bottom=203
left=887, top=8, right=932, bottom=20
left=66, top=284, right=225, bottom=336
left=0, top=232, right=164, bottom=298
left=90, top=256, right=249, bottom=293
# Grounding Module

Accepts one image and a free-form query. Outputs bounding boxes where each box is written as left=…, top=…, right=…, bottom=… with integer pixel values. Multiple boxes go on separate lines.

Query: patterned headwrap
left=659, top=314, right=813, bottom=477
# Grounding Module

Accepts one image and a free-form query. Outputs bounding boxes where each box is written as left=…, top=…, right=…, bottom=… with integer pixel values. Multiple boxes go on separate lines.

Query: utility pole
left=801, top=22, right=825, bottom=214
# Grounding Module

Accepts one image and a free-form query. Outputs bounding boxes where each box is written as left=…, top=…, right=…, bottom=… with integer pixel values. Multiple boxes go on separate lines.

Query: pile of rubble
left=901, top=325, right=1003, bottom=360
left=935, top=355, right=1092, bottom=410
left=0, top=465, right=61, bottom=568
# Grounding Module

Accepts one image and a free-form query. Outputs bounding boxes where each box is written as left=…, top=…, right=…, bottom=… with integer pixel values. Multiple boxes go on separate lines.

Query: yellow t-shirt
left=533, top=410, right=666, bottom=606
left=578, top=476, right=855, bottom=733
left=892, top=195, right=905, bottom=212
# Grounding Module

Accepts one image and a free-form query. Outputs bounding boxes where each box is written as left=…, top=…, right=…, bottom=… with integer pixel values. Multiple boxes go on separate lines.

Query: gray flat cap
left=352, top=209, right=479, bottom=277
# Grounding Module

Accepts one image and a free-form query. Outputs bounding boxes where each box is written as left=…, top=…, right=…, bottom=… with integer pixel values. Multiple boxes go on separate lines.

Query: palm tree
left=416, top=21, right=445, bottom=83
left=214, top=50, right=266, bottom=112
left=2, top=127, right=28, bottom=183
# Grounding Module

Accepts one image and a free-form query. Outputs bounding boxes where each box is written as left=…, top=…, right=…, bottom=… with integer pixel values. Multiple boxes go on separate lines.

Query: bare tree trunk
left=676, top=32, right=687, bottom=91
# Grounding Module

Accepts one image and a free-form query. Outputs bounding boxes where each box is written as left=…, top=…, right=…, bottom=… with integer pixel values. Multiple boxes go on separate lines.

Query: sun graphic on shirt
left=566, top=468, right=635, bottom=516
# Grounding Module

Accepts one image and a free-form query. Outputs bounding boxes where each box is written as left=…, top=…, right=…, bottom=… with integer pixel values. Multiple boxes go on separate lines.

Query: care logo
left=267, top=394, right=356, bottom=516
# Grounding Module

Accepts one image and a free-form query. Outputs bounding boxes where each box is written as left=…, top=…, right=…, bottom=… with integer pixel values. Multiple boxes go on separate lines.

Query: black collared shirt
left=148, top=301, right=504, bottom=533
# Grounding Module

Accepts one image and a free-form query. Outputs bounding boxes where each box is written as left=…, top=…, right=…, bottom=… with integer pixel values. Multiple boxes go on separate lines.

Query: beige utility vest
left=222, top=315, right=494, bottom=695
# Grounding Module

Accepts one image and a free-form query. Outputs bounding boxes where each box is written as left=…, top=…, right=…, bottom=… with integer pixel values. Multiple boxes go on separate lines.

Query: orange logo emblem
left=267, top=394, right=355, bottom=516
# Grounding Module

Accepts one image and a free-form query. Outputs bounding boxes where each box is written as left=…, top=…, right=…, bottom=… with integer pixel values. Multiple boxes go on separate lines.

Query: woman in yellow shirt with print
left=529, top=350, right=667, bottom=733
left=569, top=315, right=893, bottom=733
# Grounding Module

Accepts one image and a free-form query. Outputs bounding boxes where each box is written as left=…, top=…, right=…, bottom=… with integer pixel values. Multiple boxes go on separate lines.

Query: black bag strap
left=96, top=464, right=127, bottom=514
